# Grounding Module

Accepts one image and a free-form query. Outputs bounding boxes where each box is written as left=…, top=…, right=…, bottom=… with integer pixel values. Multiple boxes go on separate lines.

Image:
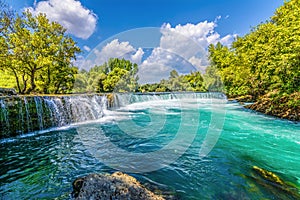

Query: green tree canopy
left=74, top=58, right=139, bottom=93
left=138, top=70, right=206, bottom=92
left=0, top=8, right=81, bottom=94
left=207, top=0, right=300, bottom=98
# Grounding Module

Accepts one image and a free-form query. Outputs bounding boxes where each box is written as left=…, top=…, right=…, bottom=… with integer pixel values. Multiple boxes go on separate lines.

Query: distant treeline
left=73, top=57, right=211, bottom=93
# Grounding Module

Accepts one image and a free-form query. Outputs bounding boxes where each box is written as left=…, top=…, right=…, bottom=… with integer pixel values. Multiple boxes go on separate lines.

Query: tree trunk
left=21, top=73, right=27, bottom=94
left=54, top=81, right=61, bottom=94
left=26, top=71, right=36, bottom=94
left=12, top=69, right=22, bottom=94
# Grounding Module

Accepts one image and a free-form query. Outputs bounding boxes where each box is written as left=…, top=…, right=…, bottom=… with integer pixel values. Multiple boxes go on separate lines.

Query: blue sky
left=9, top=0, right=283, bottom=51
left=8, top=0, right=284, bottom=83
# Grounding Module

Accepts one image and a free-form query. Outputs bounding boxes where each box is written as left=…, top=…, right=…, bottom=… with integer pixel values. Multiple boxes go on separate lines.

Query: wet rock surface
left=72, top=172, right=167, bottom=200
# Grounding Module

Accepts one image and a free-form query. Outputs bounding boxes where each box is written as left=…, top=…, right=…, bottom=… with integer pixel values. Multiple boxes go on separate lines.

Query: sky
left=7, top=0, right=284, bottom=83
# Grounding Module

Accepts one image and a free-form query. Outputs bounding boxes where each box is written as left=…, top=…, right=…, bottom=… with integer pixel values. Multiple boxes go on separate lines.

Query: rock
left=72, top=172, right=165, bottom=200
left=251, top=166, right=300, bottom=199
left=252, top=166, right=284, bottom=186
left=106, top=93, right=114, bottom=108
left=245, top=92, right=300, bottom=121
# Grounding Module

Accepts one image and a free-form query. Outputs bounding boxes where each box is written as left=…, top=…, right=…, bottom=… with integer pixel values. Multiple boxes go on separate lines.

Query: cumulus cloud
left=160, top=21, right=233, bottom=53
left=77, top=20, right=235, bottom=84
left=138, top=21, right=236, bottom=83
left=138, top=63, right=172, bottom=84
left=188, top=56, right=208, bottom=73
left=80, top=39, right=144, bottom=71
left=131, top=48, right=144, bottom=65
left=94, top=39, right=144, bottom=65
left=27, top=0, right=97, bottom=39
left=138, top=47, right=196, bottom=84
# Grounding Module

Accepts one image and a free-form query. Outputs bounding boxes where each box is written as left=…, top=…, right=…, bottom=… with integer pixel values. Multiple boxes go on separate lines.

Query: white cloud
left=138, top=47, right=196, bottom=84
left=80, top=39, right=144, bottom=71
left=188, top=56, right=207, bottom=73
left=138, top=21, right=236, bottom=83
left=219, top=34, right=238, bottom=46
left=78, top=20, right=236, bottom=84
left=138, top=62, right=172, bottom=84
left=161, top=21, right=229, bottom=51
left=83, top=45, right=91, bottom=52
left=131, top=47, right=144, bottom=65
left=94, top=39, right=142, bottom=64
left=28, top=0, right=97, bottom=39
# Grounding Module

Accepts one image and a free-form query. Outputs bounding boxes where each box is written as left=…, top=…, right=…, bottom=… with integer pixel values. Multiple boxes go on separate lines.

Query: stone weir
left=0, top=94, right=107, bottom=139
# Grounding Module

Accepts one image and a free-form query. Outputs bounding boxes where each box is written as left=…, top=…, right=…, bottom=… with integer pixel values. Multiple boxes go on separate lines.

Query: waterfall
left=113, top=92, right=227, bottom=108
left=0, top=92, right=227, bottom=138
left=34, top=97, right=44, bottom=130
left=0, top=99, right=10, bottom=133
left=23, top=97, right=32, bottom=133
left=0, top=95, right=107, bottom=138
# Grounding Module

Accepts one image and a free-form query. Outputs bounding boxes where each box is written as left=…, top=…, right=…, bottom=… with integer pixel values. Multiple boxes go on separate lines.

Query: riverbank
left=230, top=91, right=300, bottom=122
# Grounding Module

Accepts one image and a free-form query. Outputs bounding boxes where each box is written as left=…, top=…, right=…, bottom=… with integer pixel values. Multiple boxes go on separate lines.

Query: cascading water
left=0, top=98, right=10, bottom=132
left=23, top=97, right=32, bottom=133
left=0, top=93, right=226, bottom=138
left=113, top=92, right=227, bottom=108
left=34, top=96, right=44, bottom=130
left=0, top=95, right=107, bottom=138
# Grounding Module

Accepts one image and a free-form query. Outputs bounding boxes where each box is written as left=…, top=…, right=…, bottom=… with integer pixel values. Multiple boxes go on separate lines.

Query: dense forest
left=0, top=0, right=299, bottom=120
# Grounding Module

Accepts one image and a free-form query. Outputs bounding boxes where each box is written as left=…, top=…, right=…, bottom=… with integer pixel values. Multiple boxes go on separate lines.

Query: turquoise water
left=0, top=96, right=299, bottom=199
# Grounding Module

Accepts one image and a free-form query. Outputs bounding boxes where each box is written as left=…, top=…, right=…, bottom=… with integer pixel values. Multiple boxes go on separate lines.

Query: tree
left=207, top=0, right=300, bottom=101
left=0, top=9, right=81, bottom=94
left=75, top=58, right=139, bottom=93
left=138, top=70, right=206, bottom=92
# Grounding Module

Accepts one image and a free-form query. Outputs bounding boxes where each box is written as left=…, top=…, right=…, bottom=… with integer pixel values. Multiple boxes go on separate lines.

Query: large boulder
left=72, top=172, right=165, bottom=200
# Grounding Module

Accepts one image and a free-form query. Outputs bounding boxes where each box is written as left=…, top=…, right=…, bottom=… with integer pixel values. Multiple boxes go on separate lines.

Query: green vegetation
left=207, top=0, right=300, bottom=120
left=74, top=59, right=207, bottom=93
left=74, top=58, right=139, bottom=93
left=0, top=2, right=80, bottom=94
left=138, top=70, right=206, bottom=92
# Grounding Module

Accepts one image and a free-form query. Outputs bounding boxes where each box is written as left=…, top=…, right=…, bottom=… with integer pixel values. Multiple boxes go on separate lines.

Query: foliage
left=74, top=58, right=139, bottom=93
left=138, top=70, right=206, bottom=92
left=207, top=0, right=300, bottom=99
left=0, top=6, right=80, bottom=94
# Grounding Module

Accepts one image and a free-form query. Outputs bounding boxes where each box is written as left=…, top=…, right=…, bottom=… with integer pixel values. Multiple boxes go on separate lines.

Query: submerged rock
left=251, top=166, right=300, bottom=199
left=72, top=172, right=165, bottom=200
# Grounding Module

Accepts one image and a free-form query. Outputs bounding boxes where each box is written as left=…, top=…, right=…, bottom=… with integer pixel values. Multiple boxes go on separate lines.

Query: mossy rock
left=252, top=166, right=300, bottom=199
